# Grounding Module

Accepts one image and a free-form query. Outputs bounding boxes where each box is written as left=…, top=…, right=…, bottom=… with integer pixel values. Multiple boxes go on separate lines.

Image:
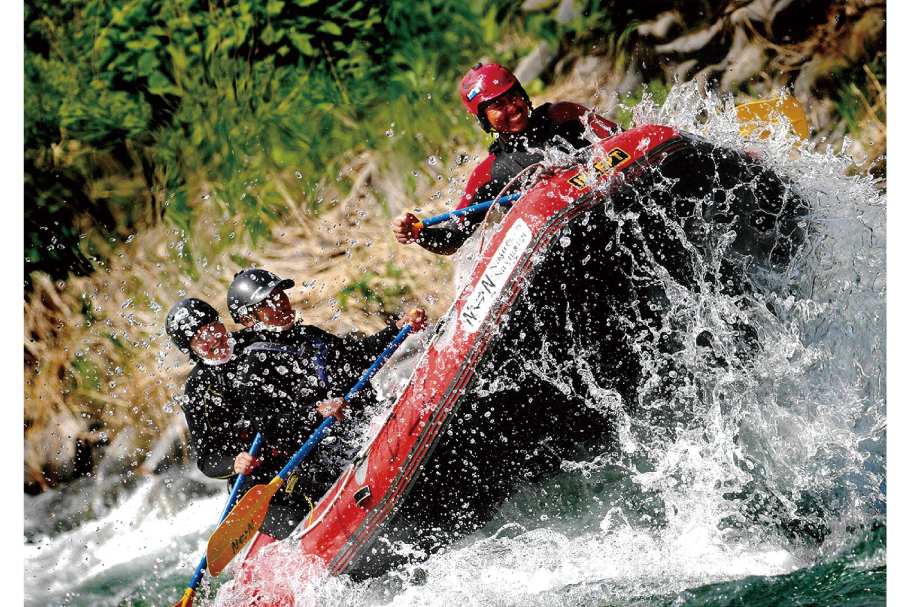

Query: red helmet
left=460, top=62, right=518, bottom=115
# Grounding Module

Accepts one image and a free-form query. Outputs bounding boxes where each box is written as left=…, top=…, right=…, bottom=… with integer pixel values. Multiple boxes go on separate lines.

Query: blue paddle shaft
left=277, top=324, right=414, bottom=482
left=186, top=432, right=263, bottom=591
left=418, top=192, right=521, bottom=228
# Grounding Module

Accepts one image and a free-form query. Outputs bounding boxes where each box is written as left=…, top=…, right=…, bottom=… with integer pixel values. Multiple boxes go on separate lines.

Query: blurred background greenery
left=23, top=0, right=885, bottom=491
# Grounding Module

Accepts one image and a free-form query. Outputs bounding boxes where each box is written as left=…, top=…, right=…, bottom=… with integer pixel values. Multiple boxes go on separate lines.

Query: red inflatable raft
left=229, top=122, right=807, bottom=600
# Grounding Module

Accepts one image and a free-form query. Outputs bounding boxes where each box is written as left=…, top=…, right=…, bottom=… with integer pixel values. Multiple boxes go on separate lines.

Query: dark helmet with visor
left=166, top=298, right=219, bottom=352
left=227, top=268, right=295, bottom=322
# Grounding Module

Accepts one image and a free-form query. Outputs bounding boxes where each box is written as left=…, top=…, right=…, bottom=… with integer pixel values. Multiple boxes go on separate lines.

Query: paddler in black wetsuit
left=165, top=298, right=258, bottom=484
left=225, top=268, right=427, bottom=550
left=393, top=62, right=620, bottom=255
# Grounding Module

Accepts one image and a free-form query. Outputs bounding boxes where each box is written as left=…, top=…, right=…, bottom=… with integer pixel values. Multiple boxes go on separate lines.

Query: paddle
left=734, top=95, right=809, bottom=141
left=171, top=432, right=264, bottom=607
left=205, top=322, right=416, bottom=576
left=413, top=192, right=522, bottom=229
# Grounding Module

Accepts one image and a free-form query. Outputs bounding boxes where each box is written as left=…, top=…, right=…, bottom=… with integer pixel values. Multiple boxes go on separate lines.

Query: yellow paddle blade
left=171, top=586, right=196, bottom=607
left=206, top=479, right=283, bottom=576
left=735, top=95, right=809, bottom=141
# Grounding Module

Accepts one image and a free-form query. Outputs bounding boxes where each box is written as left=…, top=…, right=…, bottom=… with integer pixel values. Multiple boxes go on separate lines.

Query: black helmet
left=227, top=269, right=295, bottom=322
left=166, top=298, right=219, bottom=352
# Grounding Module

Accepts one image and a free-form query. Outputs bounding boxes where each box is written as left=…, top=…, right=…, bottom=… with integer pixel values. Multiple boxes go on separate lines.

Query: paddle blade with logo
left=735, top=95, right=809, bottom=141
left=206, top=479, right=282, bottom=576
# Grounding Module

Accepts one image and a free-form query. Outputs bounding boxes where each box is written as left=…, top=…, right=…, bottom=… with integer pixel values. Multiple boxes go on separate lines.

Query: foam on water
left=25, top=472, right=227, bottom=606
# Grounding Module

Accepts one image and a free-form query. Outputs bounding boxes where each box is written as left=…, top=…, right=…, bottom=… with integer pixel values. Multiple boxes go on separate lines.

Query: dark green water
left=671, top=523, right=886, bottom=607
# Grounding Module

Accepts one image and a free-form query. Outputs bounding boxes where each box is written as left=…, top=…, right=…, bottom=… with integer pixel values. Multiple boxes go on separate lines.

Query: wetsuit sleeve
left=349, top=322, right=400, bottom=364
left=547, top=102, right=620, bottom=139
left=415, top=155, right=498, bottom=255
left=306, top=324, right=400, bottom=412
left=182, top=370, right=240, bottom=479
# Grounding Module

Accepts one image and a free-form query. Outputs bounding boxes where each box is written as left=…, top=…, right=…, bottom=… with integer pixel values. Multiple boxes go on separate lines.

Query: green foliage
left=337, top=272, right=381, bottom=310
left=71, top=356, right=103, bottom=392
left=336, top=263, right=412, bottom=312
left=27, top=0, right=691, bottom=291
left=490, top=0, right=676, bottom=65
left=831, top=50, right=886, bottom=137
left=25, top=0, right=508, bottom=289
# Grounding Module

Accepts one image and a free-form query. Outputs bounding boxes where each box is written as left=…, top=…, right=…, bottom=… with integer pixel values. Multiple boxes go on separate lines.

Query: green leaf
left=318, top=21, right=343, bottom=36
left=140, top=36, right=160, bottom=50
left=147, top=71, right=178, bottom=95
left=261, top=24, right=284, bottom=45
left=288, top=30, right=316, bottom=56
left=166, top=46, right=187, bottom=72
left=266, top=0, right=285, bottom=16
left=138, top=52, right=160, bottom=75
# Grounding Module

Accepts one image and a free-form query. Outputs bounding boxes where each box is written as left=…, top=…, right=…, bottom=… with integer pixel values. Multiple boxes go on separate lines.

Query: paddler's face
left=251, top=289, right=295, bottom=329
left=190, top=321, right=232, bottom=361
left=484, top=89, right=530, bottom=134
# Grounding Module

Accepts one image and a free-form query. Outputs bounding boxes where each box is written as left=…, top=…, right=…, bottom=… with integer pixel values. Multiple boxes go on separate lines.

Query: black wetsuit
left=233, top=321, right=402, bottom=539
left=179, top=333, right=256, bottom=480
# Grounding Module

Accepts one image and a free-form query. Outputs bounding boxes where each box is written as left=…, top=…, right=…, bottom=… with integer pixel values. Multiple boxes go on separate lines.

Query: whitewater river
left=24, top=91, right=888, bottom=606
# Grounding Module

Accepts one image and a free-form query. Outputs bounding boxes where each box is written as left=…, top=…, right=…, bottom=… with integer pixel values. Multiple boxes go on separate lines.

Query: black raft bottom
left=344, top=136, right=807, bottom=580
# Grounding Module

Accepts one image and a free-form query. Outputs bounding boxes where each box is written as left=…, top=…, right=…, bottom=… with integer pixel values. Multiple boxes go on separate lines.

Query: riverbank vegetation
left=24, top=0, right=885, bottom=492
